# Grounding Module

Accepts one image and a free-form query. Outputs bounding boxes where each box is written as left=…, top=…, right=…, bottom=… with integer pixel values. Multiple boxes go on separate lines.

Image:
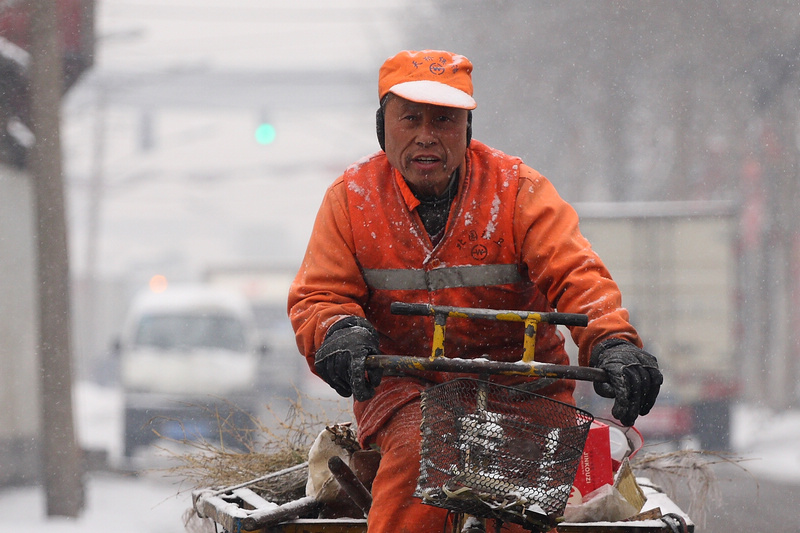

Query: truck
left=573, top=200, right=740, bottom=450
left=202, top=264, right=312, bottom=400
left=115, top=283, right=268, bottom=457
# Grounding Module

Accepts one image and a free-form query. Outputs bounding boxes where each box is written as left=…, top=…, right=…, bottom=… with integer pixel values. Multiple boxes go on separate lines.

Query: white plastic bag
left=305, top=424, right=357, bottom=503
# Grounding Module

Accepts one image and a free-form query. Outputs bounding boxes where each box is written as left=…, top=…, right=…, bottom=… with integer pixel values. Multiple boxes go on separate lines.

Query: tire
left=123, top=406, right=156, bottom=457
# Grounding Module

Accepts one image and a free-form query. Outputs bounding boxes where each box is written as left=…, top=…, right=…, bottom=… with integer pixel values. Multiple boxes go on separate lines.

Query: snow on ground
left=1, top=381, right=800, bottom=532
left=730, top=403, right=800, bottom=484
left=0, top=472, right=192, bottom=533
left=0, top=382, right=194, bottom=533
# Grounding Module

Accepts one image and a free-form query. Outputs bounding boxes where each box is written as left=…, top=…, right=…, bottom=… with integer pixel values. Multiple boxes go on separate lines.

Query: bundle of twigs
left=156, top=392, right=350, bottom=504
left=631, top=448, right=753, bottom=527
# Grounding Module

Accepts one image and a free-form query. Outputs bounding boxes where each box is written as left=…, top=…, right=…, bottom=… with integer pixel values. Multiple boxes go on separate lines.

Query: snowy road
left=2, top=457, right=799, bottom=533
left=1, top=382, right=799, bottom=532
left=0, top=472, right=192, bottom=533
left=694, top=462, right=800, bottom=532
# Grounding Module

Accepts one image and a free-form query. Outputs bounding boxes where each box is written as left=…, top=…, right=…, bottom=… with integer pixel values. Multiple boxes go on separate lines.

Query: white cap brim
left=389, top=80, right=477, bottom=110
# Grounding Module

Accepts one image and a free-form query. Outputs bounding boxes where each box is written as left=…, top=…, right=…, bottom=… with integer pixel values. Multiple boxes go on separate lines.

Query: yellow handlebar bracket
left=390, top=302, right=587, bottom=365
left=431, top=311, right=448, bottom=360
left=522, top=313, right=542, bottom=363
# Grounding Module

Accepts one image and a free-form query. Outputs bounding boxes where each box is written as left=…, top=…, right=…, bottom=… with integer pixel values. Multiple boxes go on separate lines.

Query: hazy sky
left=63, top=1, right=415, bottom=282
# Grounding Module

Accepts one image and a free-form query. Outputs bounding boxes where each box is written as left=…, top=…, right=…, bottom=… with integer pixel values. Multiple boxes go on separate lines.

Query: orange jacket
left=288, top=140, right=640, bottom=443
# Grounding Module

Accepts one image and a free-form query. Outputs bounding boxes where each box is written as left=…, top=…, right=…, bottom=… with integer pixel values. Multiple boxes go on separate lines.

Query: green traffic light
left=255, top=123, right=276, bottom=145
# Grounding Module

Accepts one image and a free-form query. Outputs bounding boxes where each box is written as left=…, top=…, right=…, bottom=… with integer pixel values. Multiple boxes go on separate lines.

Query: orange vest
left=344, top=141, right=574, bottom=441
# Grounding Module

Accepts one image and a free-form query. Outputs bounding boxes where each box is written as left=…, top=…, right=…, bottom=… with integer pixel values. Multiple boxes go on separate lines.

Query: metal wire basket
left=415, top=378, right=594, bottom=527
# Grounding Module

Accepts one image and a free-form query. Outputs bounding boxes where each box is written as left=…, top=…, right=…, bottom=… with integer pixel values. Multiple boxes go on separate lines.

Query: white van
left=116, top=284, right=267, bottom=457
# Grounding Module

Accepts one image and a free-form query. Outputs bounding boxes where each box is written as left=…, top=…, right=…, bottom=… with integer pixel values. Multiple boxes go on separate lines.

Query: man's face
left=383, top=95, right=470, bottom=197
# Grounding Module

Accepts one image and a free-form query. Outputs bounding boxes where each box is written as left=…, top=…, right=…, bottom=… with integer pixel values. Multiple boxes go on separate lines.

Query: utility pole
left=28, top=0, right=85, bottom=517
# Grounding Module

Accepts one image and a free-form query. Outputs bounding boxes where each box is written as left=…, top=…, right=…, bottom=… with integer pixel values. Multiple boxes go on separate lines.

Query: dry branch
left=631, top=448, right=754, bottom=527
left=156, top=392, right=351, bottom=504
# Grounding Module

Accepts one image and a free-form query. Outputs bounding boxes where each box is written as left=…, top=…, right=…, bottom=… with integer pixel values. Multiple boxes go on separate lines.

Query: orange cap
left=378, top=50, right=477, bottom=109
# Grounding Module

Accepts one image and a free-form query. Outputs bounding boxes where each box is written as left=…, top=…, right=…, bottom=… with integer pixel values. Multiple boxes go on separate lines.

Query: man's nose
left=416, top=121, right=438, bottom=146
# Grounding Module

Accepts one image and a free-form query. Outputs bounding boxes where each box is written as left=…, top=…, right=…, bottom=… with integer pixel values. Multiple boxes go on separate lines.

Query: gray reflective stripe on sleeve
left=363, top=264, right=525, bottom=291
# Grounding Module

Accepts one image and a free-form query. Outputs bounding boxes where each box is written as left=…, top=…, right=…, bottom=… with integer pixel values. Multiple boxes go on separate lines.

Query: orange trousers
left=367, top=398, right=537, bottom=533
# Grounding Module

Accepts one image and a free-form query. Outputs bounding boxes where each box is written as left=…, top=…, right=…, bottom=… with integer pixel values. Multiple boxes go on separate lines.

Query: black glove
left=314, top=316, right=383, bottom=402
left=590, top=338, right=663, bottom=427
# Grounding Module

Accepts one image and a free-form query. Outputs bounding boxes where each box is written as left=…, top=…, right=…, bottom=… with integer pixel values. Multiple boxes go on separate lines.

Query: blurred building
left=0, top=0, right=94, bottom=485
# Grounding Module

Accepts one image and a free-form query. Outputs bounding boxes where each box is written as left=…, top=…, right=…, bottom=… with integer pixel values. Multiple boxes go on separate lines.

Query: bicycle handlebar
left=372, top=301, right=607, bottom=383
left=365, top=354, right=608, bottom=383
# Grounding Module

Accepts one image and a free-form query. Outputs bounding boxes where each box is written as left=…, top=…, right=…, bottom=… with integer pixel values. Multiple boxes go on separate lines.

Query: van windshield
left=134, top=313, right=247, bottom=352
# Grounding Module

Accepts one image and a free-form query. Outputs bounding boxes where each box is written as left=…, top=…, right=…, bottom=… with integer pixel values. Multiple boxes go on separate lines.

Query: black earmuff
left=375, top=106, right=473, bottom=152
left=466, top=110, right=473, bottom=146
left=376, top=106, right=386, bottom=151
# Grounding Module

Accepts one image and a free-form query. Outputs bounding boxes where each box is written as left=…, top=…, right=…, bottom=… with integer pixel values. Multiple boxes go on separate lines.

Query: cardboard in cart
left=613, top=457, right=646, bottom=512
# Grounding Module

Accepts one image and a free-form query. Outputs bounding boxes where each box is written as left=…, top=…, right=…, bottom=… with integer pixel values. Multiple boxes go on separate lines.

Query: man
left=288, top=50, right=662, bottom=532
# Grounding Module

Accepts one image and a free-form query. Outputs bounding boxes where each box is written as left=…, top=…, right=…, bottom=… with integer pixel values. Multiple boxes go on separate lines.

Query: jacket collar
left=391, top=159, right=467, bottom=211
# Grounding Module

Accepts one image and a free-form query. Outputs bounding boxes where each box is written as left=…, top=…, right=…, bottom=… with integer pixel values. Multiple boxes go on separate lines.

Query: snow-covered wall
left=0, top=164, right=40, bottom=484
